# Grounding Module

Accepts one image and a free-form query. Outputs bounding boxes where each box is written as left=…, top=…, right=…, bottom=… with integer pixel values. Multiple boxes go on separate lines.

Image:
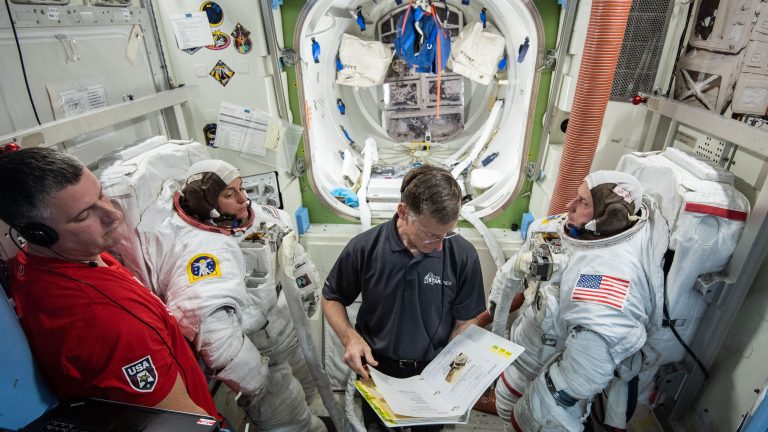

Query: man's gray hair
left=0, top=147, right=84, bottom=226
left=400, top=165, right=462, bottom=224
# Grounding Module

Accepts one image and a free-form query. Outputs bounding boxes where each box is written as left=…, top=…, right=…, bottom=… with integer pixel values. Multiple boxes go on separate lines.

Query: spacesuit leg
left=269, top=339, right=319, bottom=405
left=603, top=378, right=629, bottom=429
left=513, top=328, right=616, bottom=431
left=496, top=285, right=560, bottom=423
left=245, top=362, right=326, bottom=432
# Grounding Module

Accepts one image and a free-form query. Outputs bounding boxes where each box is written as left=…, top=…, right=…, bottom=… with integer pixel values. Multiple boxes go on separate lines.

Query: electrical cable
left=661, top=249, right=709, bottom=378
left=3, top=0, right=42, bottom=125
left=48, top=268, right=194, bottom=391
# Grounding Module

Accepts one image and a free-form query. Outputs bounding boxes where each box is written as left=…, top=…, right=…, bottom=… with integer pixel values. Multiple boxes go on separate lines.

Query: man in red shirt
left=0, top=147, right=217, bottom=417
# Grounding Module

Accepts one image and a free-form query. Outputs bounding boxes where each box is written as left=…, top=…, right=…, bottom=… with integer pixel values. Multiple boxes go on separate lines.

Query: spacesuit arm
left=198, top=307, right=270, bottom=400
left=513, top=328, right=616, bottom=430
left=290, top=238, right=321, bottom=318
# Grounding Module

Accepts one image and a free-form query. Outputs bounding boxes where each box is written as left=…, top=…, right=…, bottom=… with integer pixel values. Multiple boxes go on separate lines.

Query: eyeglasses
left=421, top=230, right=459, bottom=244
left=408, top=214, right=459, bottom=244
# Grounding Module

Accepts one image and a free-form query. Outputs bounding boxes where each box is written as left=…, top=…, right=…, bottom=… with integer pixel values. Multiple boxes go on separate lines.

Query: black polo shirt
left=323, top=215, right=485, bottom=362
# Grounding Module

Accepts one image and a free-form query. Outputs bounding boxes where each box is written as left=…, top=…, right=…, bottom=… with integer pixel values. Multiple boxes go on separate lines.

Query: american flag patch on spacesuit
left=571, top=274, right=630, bottom=310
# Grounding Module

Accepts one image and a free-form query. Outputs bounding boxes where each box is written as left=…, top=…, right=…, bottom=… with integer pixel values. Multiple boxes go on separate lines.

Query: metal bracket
left=694, top=273, right=727, bottom=304
left=655, top=362, right=687, bottom=400
left=280, top=49, right=298, bottom=68
left=291, top=155, right=306, bottom=178
left=525, top=161, right=538, bottom=181
left=538, top=49, right=557, bottom=71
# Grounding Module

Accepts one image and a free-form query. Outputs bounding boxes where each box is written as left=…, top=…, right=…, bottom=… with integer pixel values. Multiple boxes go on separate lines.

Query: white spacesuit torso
left=143, top=203, right=299, bottom=357
left=493, top=197, right=667, bottom=431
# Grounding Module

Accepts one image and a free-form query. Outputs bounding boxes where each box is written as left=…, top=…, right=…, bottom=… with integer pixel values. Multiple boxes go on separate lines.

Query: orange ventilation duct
left=548, top=0, right=632, bottom=214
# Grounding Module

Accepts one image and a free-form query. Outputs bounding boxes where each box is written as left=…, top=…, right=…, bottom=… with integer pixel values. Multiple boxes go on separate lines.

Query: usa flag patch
left=571, top=274, right=630, bottom=310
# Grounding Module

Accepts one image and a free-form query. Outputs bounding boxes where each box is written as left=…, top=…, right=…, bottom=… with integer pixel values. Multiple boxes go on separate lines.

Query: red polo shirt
left=12, top=251, right=217, bottom=416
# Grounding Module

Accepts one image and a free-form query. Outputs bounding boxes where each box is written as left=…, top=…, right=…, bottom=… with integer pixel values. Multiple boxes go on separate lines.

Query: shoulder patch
left=122, top=355, right=158, bottom=392
left=187, top=253, right=222, bottom=283
left=570, top=273, right=630, bottom=311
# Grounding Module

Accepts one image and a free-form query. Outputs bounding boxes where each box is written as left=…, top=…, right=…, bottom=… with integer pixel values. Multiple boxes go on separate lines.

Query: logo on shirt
left=424, top=272, right=453, bottom=286
left=187, top=253, right=222, bottom=284
left=122, top=355, right=157, bottom=392
left=197, top=419, right=217, bottom=426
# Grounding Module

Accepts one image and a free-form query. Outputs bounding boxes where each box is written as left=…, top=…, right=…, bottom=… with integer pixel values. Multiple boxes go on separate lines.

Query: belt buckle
left=398, top=359, right=417, bottom=368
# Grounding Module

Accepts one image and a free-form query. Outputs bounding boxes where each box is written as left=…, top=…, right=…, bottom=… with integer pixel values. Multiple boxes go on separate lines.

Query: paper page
left=369, top=368, right=459, bottom=418
left=170, top=12, right=214, bottom=50
left=419, top=325, right=525, bottom=413
left=59, top=84, right=107, bottom=117
left=355, top=379, right=470, bottom=427
left=214, top=102, right=269, bottom=156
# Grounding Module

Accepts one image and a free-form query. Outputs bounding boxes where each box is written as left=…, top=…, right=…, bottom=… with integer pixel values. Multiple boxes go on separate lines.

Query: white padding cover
left=99, top=139, right=211, bottom=287
left=336, top=34, right=392, bottom=87
left=447, top=22, right=506, bottom=85
left=662, top=147, right=735, bottom=185
left=617, top=149, right=750, bottom=375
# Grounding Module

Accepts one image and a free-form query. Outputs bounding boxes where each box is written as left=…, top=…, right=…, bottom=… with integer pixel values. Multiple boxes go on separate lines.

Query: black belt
left=375, top=354, right=429, bottom=371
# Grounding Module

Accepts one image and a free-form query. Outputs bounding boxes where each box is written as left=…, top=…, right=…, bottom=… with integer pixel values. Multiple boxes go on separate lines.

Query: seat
left=0, top=288, right=58, bottom=430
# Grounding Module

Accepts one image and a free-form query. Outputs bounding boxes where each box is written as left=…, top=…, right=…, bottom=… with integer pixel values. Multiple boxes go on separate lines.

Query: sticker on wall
left=203, top=123, right=217, bottom=146
left=231, top=23, right=252, bottom=54
left=206, top=31, right=230, bottom=50
left=183, top=46, right=202, bottom=55
left=210, top=60, right=235, bottom=86
left=200, top=1, right=223, bottom=27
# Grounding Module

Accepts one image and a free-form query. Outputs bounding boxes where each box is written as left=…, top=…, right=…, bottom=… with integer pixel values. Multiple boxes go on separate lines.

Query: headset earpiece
left=17, top=222, right=59, bottom=247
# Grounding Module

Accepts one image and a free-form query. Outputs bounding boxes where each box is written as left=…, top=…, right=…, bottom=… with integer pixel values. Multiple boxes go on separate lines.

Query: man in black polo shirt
left=322, top=165, right=486, bottom=431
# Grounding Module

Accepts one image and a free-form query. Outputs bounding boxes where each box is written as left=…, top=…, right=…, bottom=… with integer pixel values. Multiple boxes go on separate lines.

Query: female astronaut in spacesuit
left=142, top=159, right=325, bottom=432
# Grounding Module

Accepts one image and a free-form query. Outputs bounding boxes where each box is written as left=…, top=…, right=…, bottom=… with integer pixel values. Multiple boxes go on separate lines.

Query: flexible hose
left=460, top=206, right=507, bottom=269
left=548, top=0, right=632, bottom=214
left=357, top=138, right=379, bottom=231
left=451, top=100, right=503, bottom=179
left=473, top=384, right=498, bottom=415
left=278, top=233, right=353, bottom=432
left=492, top=277, right=521, bottom=337
left=476, top=309, right=493, bottom=328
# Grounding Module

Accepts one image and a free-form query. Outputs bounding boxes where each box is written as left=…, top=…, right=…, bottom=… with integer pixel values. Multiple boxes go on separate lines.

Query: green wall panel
left=280, top=0, right=561, bottom=226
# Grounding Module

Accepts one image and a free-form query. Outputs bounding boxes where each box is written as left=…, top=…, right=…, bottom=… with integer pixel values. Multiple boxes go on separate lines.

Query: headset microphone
left=47, top=247, right=98, bottom=268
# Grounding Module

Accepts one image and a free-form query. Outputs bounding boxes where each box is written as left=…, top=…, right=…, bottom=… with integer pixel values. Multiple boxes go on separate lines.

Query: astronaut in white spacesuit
left=490, top=171, right=668, bottom=431
left=142, top=160, right=325, bottom=432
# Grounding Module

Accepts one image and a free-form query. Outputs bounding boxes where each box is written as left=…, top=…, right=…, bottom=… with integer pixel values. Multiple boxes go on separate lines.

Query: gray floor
left=216, top=386, right=664, bottom=432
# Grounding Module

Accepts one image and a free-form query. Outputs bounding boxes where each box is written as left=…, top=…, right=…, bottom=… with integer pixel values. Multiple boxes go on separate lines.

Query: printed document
left=355, top=325, right=524, bottom=427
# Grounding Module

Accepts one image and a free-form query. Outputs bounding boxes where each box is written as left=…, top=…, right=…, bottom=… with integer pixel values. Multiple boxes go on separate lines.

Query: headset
left=10, top=223, right=97, bottom=267
left=15, top=222, right=59, bottom=248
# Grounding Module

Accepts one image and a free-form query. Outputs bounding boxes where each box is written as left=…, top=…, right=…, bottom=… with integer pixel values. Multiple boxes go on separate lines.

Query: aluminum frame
left=0, top=85, right=198, bottom=148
